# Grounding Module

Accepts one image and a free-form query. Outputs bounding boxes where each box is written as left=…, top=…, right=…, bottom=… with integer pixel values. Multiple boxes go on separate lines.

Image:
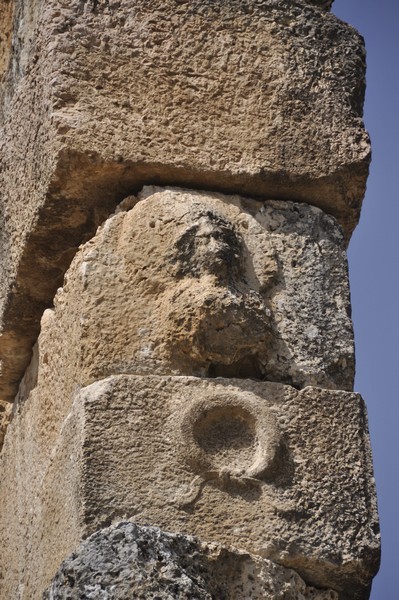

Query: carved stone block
left=76, top=376, right=379, bottom=599
left=0, top=2, right=379, bottom=600
left=0, top=376, right=379, bottom=599
left=27, top=187, right=355, bottom=397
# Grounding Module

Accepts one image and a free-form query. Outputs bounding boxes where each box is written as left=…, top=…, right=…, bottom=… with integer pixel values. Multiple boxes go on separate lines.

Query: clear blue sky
left=332, top=1, right=399, bottom=598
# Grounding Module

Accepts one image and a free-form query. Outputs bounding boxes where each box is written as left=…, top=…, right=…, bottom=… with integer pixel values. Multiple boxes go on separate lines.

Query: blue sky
left=332, top=1, right=399, bottom=597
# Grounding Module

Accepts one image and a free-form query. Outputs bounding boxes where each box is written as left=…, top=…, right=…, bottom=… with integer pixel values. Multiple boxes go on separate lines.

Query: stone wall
left=0, top=1, right=379, bottom=599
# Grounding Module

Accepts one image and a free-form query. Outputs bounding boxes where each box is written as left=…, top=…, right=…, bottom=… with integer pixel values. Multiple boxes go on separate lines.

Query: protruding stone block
left=0, top=375, right=379, bottom=599
left=1, top=0, right=369, bottom=229
left=0, top=0, right=369, bottom=406
left=44, top=522, right=338, bottom=600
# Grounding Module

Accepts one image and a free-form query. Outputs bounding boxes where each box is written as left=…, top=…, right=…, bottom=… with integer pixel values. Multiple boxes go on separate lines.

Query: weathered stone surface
left=0, top=0, right=13, bottom=83
left=44, top=522, right=338, bottom=600
left=0, top=400, right=11, bottom=448
left=0, top=374, right=379, bottom=599
left=18, top=187, right=354, bottom=395
left=0, top=0, right=369, bottom=406
left=306, top=0, right=334, bottom=10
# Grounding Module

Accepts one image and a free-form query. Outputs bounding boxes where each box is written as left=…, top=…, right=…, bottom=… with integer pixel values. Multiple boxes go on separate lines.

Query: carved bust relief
left=62, top=187, right=354, bottom=390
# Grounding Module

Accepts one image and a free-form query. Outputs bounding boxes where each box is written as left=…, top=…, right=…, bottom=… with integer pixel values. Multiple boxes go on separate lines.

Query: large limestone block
left=28, top=187, right=355, bottom=398
left=1, top=0, right=369, bottom=226
left=0, top=0, right=368, bottom=405
left=44, top=522, right=338, bottom=600
left=0, top=376, right=379, bottom=599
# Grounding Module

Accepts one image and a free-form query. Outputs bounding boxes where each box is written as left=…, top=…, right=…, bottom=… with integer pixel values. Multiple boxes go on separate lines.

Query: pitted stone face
left=145, top=201, right=276, bottom=375
left=44, top=523, right=339, bottom=600
left=170, top=210, right=244, bottom=281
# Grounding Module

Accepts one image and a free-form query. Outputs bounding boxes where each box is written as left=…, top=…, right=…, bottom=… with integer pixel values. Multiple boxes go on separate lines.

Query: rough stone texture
left=0, top=0, right=369, bottom=406
left=0, top=400, right=11, bottom=448
left=306, top=0, right=334, bottom=10
left=0, top=374, right=379, bottom=599
left=0, top=1, right=13, bottom=82
left=44, top=522, right=338, bottom=600
left=16, top=187, right=354, bottom=398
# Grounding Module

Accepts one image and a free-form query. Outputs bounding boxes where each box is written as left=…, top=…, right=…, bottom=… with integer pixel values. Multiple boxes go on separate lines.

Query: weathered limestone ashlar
left=14, top=186, right=354, bottom=401
left=0, top=0, right=369, bottom=406
left=0, top=373, right=379, bottom=599
left=44, top=522, right=338, bottom=600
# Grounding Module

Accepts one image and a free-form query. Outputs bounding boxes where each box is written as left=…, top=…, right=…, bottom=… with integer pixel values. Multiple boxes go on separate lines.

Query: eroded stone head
left=29, top=186, right=354, bottom=392
left=157, top=204, right=275, bottom=376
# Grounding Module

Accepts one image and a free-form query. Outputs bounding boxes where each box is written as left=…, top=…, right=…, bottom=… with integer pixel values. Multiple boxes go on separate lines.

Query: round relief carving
left=179, top=394, right=281, bottom=481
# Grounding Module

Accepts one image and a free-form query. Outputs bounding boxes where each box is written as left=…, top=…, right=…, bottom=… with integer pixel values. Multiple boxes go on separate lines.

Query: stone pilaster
left=0, top=1, right=379, bottom=598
